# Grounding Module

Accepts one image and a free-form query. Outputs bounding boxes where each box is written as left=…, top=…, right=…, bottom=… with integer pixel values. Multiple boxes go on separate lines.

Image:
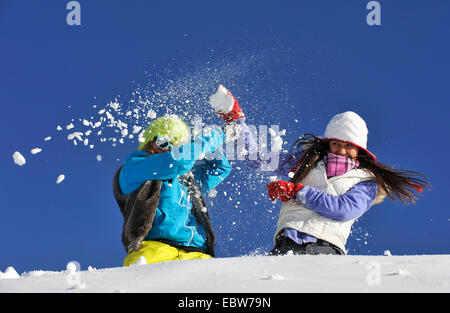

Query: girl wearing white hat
left=209, top=86, right=429, bottom=255
left=265, top=111, right=430, bottom=255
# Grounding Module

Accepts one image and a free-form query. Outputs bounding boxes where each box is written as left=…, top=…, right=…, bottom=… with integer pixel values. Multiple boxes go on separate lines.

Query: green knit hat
left=138, top=114, right=190, bottom=150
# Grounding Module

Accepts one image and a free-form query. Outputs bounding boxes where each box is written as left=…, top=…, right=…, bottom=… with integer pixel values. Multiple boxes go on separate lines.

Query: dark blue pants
left=270, top=236, right=344, bottom=256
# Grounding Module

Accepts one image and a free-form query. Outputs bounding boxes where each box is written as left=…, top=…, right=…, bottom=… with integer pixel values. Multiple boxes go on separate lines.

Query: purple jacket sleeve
left=296, top=180, right=378, bottom=221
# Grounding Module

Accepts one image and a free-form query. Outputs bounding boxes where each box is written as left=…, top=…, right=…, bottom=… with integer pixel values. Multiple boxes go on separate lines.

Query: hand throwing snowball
left=209, top=85, right=245, bottom=123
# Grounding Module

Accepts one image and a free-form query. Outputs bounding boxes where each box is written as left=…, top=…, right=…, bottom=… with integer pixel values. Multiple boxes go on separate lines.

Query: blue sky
left=1, top=1, right=449, bottom=273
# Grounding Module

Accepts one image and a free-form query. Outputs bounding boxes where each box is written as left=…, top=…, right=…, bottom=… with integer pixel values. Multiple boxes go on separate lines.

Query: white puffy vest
left=274, top=160, right=374, bottom=254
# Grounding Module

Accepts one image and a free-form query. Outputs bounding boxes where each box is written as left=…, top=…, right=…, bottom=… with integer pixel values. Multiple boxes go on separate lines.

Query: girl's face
left=329, top=140, right=359, bottom=159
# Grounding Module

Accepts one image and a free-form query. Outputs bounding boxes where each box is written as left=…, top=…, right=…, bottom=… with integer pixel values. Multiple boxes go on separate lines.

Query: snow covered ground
left=1, top=254, right=449, bottom=293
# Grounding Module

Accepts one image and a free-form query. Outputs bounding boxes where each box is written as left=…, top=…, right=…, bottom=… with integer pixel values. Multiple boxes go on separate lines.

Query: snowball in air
left=208, top=189, right=217, bottom=198
left=109, top=101, right=120, bottom=110
left=269, top=176, right=278, bottom=182
left=12, top=151, right=26, bottom=166
left=56, top=175, right=65, bottom=184
left=147, top=110, right=157, bottom=119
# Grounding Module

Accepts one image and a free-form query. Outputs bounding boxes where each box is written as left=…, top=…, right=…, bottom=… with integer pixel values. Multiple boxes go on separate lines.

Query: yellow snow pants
left=123, top=240, right=212, bottom=266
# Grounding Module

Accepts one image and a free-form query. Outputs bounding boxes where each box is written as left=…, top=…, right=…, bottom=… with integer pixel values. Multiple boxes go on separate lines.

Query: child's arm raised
left=209, top=85, right=291, bottom=178
left=119, top=128, right=225, bottom=194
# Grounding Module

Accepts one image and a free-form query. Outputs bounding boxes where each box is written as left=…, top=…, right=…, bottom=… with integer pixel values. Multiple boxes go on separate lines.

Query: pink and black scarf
left=323, top=152, right=360, bottom=178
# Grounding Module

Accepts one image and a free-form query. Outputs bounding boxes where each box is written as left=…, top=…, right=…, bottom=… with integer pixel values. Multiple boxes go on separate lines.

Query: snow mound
left=1, top=255, right=449, bottom=293
left=0, top=267, right=20, bottom=280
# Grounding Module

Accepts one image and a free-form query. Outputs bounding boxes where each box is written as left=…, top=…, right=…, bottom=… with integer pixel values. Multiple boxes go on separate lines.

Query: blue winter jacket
left=118, top=128, right=231, bottom=250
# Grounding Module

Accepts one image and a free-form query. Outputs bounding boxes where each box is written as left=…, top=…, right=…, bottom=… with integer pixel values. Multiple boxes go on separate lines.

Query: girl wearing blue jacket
left=113, top=115, right=232, bottom=266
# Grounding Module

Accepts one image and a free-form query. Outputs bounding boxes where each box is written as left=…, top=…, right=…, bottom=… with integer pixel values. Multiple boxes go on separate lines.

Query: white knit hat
left=323, top=111, right=376, bottom=161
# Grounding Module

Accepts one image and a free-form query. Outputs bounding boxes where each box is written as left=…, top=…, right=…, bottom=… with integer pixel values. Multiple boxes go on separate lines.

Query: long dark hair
left=284, top=134, right=430, bottom=205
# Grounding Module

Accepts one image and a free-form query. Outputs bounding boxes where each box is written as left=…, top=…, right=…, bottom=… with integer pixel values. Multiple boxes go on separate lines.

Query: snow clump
left=31, top=148, right=42, bottom=155
left=209, top=85, right=234, bottom=114
left=0, top=267, right=20, bottom=280
left=56, top=175, right=65, bottom=184
left=12, top=151, right=26, bottom=166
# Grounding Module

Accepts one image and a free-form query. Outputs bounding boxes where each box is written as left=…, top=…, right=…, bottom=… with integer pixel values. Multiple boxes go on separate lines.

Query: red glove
left=215, top=85, right=245, bottom=123
left=266, top=181, right=304, bottom=202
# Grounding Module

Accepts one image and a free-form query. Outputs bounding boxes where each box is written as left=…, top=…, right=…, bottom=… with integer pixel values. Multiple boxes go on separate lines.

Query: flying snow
left=56, top=175, right=65, bottom=184
left=31, top=148, right=42, bottom=155
left=12, top=151, right=26, bottom=166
